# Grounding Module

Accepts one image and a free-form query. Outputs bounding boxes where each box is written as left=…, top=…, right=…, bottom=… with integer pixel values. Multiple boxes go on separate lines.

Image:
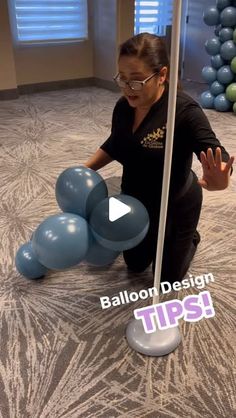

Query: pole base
left=126, top=318, right=181, bottom=356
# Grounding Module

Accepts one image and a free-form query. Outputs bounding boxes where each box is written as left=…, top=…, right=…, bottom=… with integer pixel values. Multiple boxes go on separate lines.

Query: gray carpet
left=0, top=87, right=235, bottom=418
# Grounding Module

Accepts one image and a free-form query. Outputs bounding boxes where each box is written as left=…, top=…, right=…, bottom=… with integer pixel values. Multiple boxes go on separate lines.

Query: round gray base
left=126, top=318, right=181, bottom=356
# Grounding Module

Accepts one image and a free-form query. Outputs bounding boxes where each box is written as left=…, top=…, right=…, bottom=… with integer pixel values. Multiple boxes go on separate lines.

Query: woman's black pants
left=123, top=171, right=203, bottom=284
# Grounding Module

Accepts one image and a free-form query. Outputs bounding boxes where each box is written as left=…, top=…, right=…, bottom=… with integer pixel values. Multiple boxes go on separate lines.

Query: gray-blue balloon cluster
left=15, top=167, right=150, bottom=279
left=201, top=1, right=236, bottom=112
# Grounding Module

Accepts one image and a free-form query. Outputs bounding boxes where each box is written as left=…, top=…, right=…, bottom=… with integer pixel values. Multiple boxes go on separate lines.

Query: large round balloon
left=32, top=213, right=89, bottom=269
left=233, top=102, right=236, bottom=112
left=220, top=7, right=236, bottom=27
left=211, top=54, right=225, bottom=69
left=214, top=94, right=232, bottom=111
left=205, top=37, right=221, bottom=55
left=201, top=66, right=217, bottom=83
left=231, top=56, right=236, bottom=73
left=210, top=81, right=225, bottom=96
left=217, top=65, right=234, bottom=84
left=85, top=229, right=120, bottom=266
left=220, top=40, right=236, bottom=60
left=200, top=91, right=215, bottom=109
left=15, top=241, right=48, bottom=279
left=216, top=0, right=232, bottom=11
left=203, top=6, right=220, bottom=26
left=55, top=166, right=108, bottom=219
left=89, top=195, right=150, bottom=251
left=226, top=83, right=236, bottom=101
left=219, top=27, right=234, bottom=42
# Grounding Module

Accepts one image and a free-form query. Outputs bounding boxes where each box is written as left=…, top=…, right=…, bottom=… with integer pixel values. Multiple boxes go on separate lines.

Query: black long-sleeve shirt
left=100, top=88, right=230, bottom=207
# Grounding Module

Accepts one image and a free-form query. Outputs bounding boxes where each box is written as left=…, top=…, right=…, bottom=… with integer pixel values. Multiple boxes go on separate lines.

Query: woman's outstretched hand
left=198, top=147, right=234, bottom=191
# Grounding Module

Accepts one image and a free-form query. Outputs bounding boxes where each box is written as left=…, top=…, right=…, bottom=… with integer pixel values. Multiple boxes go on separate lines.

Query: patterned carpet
left=0, top=87, right=235, bottom=418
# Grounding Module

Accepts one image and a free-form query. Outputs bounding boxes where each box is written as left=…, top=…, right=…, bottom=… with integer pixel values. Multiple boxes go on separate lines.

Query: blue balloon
left=220, top=40, right=236, bottom=60
left=85, top=229, right=120, bottom=266
left=211, top=54, right=225, bottom=69
left=219, top=27, right=234, bottom=42
left=216, top=0, right=232, bottom=11
left=214, top=93, right=232, bottom=111
left=15, top=241, right=48, bottom=279
left=205, top=37, right=221, bottom=55
left=32, top=213, right=89, bottom=269
left=202, top=66, right=217, bottom=83
left=203, top=6, right=220, bottom=26
left=217, top=65, right=234, bottom=84
left=200, top=91, right=215, bottom=109
left=55, top=166, right=108, bottom=219
left=220, top=7, right=236, bottom=27
left=89, top=195, right=150, bottom=251
left=210, top=81, right=225, bottom=96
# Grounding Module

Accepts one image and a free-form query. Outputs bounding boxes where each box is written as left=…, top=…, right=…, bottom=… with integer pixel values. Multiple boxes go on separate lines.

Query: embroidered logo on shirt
left=141, top=125, right=166, bottom=149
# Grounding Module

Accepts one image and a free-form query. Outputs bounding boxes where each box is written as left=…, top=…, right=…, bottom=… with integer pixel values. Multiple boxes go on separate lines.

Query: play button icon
left=109, top=197, right=131, bottom=222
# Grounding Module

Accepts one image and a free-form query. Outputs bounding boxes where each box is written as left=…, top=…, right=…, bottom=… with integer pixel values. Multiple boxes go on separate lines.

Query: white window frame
left=134, top=0, right=173, bottom=37
left=8, top=0, right=88, bottom=46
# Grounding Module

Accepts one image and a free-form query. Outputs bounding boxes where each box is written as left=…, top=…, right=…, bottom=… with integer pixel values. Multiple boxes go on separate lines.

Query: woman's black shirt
left=100, top=88, right=230, bottom=207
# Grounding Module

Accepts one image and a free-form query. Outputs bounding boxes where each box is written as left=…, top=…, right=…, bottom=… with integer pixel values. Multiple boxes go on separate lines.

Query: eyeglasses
left=113, top=72, right=158, bottom=91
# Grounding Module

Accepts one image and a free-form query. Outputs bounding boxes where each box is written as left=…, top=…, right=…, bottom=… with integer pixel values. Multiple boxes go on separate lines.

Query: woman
left=84, top=33, right=234, bottom=284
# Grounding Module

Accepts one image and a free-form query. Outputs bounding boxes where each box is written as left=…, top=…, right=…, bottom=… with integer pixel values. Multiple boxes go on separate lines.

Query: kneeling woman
left=84, top=33, right=234, bottom=284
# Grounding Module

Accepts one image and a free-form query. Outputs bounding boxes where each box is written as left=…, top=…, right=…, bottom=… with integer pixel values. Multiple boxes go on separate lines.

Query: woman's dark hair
left=119, top=33, right=182, bottom=88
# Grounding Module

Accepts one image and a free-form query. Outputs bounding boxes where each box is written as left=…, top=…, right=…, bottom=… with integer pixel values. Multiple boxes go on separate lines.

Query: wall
left=14, top=42, right=93, bottom=86
left=92, top=0, right=134, bottom=83
left=0, top=0, right=134, bottom=94
left=0, top=0, right=17, bottom=92
left=92, top=0, right=117, bottom=81
left=12, top=0, right=94, bottom=86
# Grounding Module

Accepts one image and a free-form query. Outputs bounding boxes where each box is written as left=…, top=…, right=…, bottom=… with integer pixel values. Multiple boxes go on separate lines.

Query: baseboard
left=0, top=77, right=120, bottom=99
left=18, top=77, right=95, bottom=94
left=93, top=78, right=119, bottom=92
left=0, top=88, right=19, bottom=100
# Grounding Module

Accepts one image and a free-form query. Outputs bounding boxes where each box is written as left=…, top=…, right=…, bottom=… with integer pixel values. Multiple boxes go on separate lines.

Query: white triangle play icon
left=109, top=197, right=131, bottom=222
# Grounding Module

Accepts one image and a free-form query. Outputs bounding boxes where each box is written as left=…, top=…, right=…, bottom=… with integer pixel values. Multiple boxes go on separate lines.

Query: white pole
left=152, top=0, right=183, bottom=305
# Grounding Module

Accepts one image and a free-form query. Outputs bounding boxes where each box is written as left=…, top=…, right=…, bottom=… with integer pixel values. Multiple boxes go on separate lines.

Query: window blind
left=9, top=0, right=88, bottom=44
left=135, top=0, right=173, bottom=36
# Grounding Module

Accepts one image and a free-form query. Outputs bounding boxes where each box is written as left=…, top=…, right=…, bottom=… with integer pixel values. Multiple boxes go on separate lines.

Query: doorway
left=182, top=0, right=214, bottom=82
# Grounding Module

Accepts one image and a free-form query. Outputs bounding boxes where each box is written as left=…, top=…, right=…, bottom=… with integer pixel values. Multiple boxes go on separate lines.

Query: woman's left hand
left=198, top=147, right=234, bottom=191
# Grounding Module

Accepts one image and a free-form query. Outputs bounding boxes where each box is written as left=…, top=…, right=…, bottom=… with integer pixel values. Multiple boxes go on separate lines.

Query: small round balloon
left=85, top=230, right=120, bottom=266
left=205, top=37, right=221, bottom=55
left=32, top=213, right=89, bottom=269
left=89, top=195, right=150, bottom=251
left=55, top=166, right=108, bottom=219
left=226, top=83, right=236, bottom=101
left=219, top=27, right=233, bottom=42
left=200, top=91, right=215, bottom=108
left=214, top=93, right=232, bottom=111
left=210, top=81, right=225, bottom=96
left=220, top=40, right=236, bottom=60
left=231, top=56, right=236, bottom=73
left=202, top=66, right=217, bottom=83
left=217, top=65, right=234, bottom=84
left=220, top=7, right=236, bottom=27
left=211, top=54, right=225, bottom=69
left=216, top=0, right=231, bottom=11
left=15, top=241, right=48, bottom=279
left=203, top=6, right=220, bottom=26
